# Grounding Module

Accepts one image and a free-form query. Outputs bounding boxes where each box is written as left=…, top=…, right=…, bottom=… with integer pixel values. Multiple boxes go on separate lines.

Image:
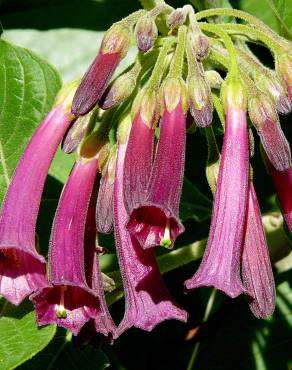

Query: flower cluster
left=0, top=2, right=291, bottom=341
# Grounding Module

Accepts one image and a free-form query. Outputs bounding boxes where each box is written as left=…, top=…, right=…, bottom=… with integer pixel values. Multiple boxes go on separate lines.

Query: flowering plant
left=0, top=0, right=291, bottom=368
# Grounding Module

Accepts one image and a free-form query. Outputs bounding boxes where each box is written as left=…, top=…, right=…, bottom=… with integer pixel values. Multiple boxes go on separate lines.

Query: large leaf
left=0, top=38, right=61, bottom=203
left=19, top=328, right=110, bottom=370
left=0, top=311, right=56, bottom=370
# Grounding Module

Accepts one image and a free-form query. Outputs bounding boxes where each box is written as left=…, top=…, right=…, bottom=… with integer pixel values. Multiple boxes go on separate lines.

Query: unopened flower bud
left=276, top=53, right=292, bottom=103
left=255, top=71, right=291, bottom=115
left=191, top=32, right=210, bottom=60
left=167, top=8, right=187, bottom=29
left=188, top=74, right=213, bottom=127
left=62, top=110, right=96, bottom=154
left=205, top=70, right=223, bottom=89
left=99, top=71, right=137, bottom=110
left=249, top=94, right=291, bottom=171
left=72, top=23, right=131, bottom=117
left=135, top=14, right=158, bottom=52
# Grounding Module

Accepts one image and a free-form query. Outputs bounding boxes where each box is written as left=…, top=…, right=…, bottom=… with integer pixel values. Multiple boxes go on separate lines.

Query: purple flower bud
left=96, top=146, right=117, bottom=234
left=72, top=24, right=131, bottom=117
left=188, top=73, right=213, bottom=128
left=32, top=158, right=114, bottom=336
left=269, top=165, right=292, bottom=232
left=114, top=126, right=187, bottom=335
left=127, top=79, right=187, bottom=249
left=135, top=14, right=158, bottom=52
left=191, top=32, right=210, bottom=60
left=248, top=94, right=291, bottom=171
left=185, top=79, right=249, bottom=298
left=255, top=72, right=291, bottom=115
left=242, top=182, right=276, bottom=318
left=0, top=100, right=74, bottom=305
left=99, top=71, right=137, bottom=110
left=167, top=8, right=187, bottom=29
left=62, top=110, right=96, bottom=154
left=123, top=90, right=158, bottom=212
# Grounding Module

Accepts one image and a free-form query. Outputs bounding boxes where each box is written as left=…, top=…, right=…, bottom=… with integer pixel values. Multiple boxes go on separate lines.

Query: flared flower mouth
left=0, top=247, right=46, bottom=305
left=127, top=204, right=185, bottom=249
left=32, top=284, right=100, bottom=336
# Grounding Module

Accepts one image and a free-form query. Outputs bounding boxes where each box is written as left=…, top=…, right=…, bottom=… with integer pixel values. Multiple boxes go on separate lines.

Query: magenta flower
left=84, top=184, right=117, bottom=337
left=127, top=79, right=187, bottom=249
left=185, top=79, right=249, bottom=298
left=123, top=91, right=157, bottom=212
left=114, top=126, right=187, bottom=336
left=242, top=182, right=276, bottom=318
left=72, top=24, right=131, bottom=117
left=270, top=165, right=292, bottom=231
left=0, top=104, right=74, bottom=305
left=96, top=147, right=117, bottom=234
left=32, top=158, right=113, bottom=336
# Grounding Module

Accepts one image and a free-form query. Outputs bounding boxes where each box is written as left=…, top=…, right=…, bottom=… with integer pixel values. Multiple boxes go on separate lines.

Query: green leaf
left=0, top=311, right=56, bottom=370
left=19, top=329, right=110, bottom=370
left=0, top=38, right=61, bottom=204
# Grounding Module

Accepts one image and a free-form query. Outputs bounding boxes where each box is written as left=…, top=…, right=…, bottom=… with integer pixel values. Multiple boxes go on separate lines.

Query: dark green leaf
left=19, top=328, right=110, bottom=370
left=0, top=39, right=61, bottom=204
left=0, top=310, right=56, bottom=370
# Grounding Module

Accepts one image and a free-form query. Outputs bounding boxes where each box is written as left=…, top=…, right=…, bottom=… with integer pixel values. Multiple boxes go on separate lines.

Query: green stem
left=122, top=9, right=147, bottom=27
left=216, top=23, right=282, bottom=54
left=212, top=93, right=225, bottom=126
left=169, top=25, right=187, bottom=78
left=199, top=22, right=239, bottom=78
left=206, top=126, right=220, bottom=164
left=195, top=7, right=290, bottom=50
left=187, top=289, right=217, bottom=370
left=147, top=37, right=175, bottom=90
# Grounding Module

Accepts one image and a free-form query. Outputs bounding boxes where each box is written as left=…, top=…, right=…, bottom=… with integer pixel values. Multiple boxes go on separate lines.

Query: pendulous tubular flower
left=185, top=78, right=249, bottom=298
left=32, top=154, right=114, bottom=336
left=127, top=78, right=187, bottom=249
left=0, top=83, right=76, bottom=305
left=248, top=93, right=291, bottom=171
left=242, top=182, right=276, bottom=318
left=114, top=117, right=187, bottom=336
left=123, top=89, right=159, bottom=212
left=71, top=23, right=131, bottom=117
left=269, top=164, right=292, bottom=232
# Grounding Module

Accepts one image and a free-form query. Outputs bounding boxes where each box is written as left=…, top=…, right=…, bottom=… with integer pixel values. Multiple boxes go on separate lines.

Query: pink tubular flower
left=0, top=90, right=75, bottom=305
left=32, top=158, right=112, bottom=336
left=185, top=78, right=249, bottom=298
left=123, top=90, right=157, bottom=213
left=114, top=118, right=187, bottom=337
left=269, top=165, right=292, bottom=231
left=72, top=24, right=131, bottom=117
left=127, top=79, right=187, bottom=249
left=242, top=182, right=276, bottom=318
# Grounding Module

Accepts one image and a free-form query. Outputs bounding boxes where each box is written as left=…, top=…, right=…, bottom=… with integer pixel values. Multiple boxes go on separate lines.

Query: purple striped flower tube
left=32, top=156, right=110, bottom=335
left=127, top=78, right=187, bottom=249
left=72, top=24, right=131, bottom=117
left=185, top=78, right=249, bottom=298
left=242, top=182, right=276, bottom=318
left=270, top=164, right=292, bottom=231
left=114, top=117, right=187, bottom=337
left=0, top=84, right=76, bottom=305
left=123, top=90, right=158, bottom=213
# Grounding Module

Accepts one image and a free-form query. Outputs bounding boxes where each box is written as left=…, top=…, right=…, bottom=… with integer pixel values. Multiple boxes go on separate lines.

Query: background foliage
left=0, top=0, right=292, bottom=369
